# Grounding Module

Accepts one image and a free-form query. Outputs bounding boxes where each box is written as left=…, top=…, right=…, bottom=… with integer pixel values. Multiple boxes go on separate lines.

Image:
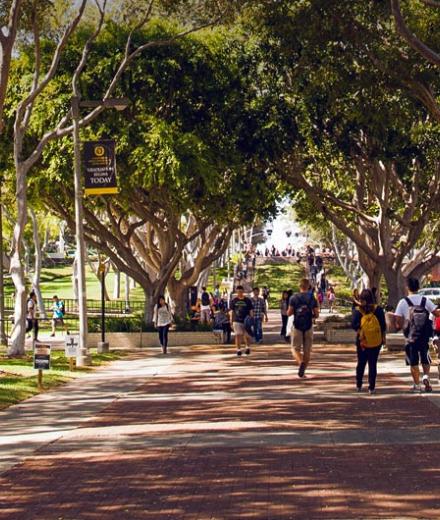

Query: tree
left=245, top=0, right=440, bottom=305
left=5, top=0, right=232, bottom=356
left=34, top=23, right=284, bottom=322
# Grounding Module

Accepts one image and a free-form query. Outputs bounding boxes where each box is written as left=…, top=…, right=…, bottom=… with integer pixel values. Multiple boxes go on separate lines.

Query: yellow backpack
left=359, top=307, right=382, bottom=348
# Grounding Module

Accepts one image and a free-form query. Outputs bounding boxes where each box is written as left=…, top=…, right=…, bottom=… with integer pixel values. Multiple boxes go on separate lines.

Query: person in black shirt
left=288, top=279, right=319, bottom=378
left=352, top=289, right=386, bottom=394
left=230, top=285, right=254, bottom=356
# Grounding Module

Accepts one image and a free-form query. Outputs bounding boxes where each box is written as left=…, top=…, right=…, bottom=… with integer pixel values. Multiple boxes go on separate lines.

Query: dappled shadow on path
left=1, top=343, right=440, bottom=519
left=0, top=445, right=439, bottom=519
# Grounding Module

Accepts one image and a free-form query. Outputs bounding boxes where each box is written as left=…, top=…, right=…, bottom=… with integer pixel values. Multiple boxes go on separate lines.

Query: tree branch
left=391, top=0, right=440, bottom=67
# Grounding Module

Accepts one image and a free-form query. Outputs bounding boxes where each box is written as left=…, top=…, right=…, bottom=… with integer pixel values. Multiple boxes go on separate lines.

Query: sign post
left=65, top=335, right=80, bottom=371
left=34, top=344, right=51, bottom=389
left=83, top=140, right=118, bottom=196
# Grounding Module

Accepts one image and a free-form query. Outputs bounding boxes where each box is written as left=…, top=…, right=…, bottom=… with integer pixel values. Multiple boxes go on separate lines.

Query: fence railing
left=3, top=297, right=146, bottom=315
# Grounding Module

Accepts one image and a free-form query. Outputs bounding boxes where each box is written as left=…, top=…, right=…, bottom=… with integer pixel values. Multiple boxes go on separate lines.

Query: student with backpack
left=153, top=295, right=174, bottom=354
left=352, top=289, right=386, bottom=394
left=50, top=295, right=69, bottom=337
left=287, top=278, right=319, bottom=378
left=394, top=278, right=440, bottom=393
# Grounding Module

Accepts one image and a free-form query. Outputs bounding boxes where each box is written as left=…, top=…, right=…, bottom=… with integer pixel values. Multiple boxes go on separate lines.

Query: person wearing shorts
left=288, top=278, right=319, bottom=378
left=229, top=285, right=253, bottom=356
left=394, top=278, right=440, bottom=393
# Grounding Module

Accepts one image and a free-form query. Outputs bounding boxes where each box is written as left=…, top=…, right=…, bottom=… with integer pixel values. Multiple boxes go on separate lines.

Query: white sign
left=64, top=335, right=80, bottom=358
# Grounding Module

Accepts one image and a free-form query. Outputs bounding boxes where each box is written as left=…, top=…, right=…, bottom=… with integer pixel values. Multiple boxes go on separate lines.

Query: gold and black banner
left=83, top=140, right=118, bottom=196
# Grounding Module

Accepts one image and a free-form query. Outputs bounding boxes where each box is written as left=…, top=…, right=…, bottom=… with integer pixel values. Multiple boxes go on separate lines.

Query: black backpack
left=201, top=292, right=210, bottom=306
left=404, top=297, right=433, bottom=344
left=294, top=295, right=314, bottom=332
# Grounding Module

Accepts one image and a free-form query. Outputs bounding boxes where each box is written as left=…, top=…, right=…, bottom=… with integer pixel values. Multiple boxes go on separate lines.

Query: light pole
left=71, top=96, right=129, bottom=366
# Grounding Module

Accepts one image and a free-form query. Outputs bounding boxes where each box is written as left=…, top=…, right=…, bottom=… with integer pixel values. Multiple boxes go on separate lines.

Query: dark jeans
left=281, top=314, right=288, bottom=337
left=254, top=317, right=263, bottom=342
left=26, top=318, right=39, bottom=340
left=356, top=345, right=381, bottom=390
left=158, top=325, right=170, bottom=348
left=222, top=323, right=232, bottom=344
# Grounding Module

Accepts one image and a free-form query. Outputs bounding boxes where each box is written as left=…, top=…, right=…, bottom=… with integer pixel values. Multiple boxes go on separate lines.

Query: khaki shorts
left=291, top=328, right=313, bottom=355
left=233, top=322, right=246, bottom=335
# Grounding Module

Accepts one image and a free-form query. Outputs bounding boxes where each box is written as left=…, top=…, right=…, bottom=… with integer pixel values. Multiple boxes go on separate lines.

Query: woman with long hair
left=351, top=289, right=386, bottom=394
left=153, top=295, right=173, bottom=354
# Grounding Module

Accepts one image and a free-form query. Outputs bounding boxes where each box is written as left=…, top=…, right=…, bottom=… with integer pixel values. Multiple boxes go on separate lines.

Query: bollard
left=37, top=369, right=43, bottom=390
left=97, top=341, right=110, bottom=354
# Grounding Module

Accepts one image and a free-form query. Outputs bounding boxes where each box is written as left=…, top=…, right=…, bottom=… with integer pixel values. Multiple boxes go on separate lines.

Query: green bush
left=88, top=316, right=211, bottom=333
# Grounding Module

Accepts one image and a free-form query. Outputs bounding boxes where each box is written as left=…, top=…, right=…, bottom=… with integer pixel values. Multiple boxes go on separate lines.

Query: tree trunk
left=124, top=273, right=130, bottom=312
left=87, top=259, right=111, bottom=301
left=9, top=163, right=28, bottom=356
left=58, top=221, right=66, bottom=254
left=168, top=281, right=189, bottom=319
left=23, top=240, right=30, bottom=277
left=382, top=266, right=406, bottom=309
left=30, top=208, right=46, bottom=318
left=113, top=265, right=120, bottom=299
left=197, top=268, right=210, bottom=291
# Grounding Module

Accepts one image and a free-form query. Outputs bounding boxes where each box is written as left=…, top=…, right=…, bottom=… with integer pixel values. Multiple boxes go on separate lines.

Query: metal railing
left=3, top=297, right=146, bottom=315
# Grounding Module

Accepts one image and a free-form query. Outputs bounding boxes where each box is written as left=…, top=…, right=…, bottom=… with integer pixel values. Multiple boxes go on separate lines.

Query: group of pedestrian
left=23, top=291, right=68, bottom=343
left=155, top=274, right=440, bottom=395
left=351, top=278, right=440, bottom=394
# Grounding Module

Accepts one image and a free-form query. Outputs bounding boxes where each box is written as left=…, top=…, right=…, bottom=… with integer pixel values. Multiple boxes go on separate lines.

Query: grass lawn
left=4, top=265, right=145, bottom=301
left=0, top=349, right=127, bottom=410
left=254, top=262, right=305, bottom=307
left=325, top=264, right=354, bottom=301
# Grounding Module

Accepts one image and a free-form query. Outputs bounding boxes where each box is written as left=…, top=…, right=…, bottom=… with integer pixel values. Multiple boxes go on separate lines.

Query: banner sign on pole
left=65, top=335, right=80, bottom=358
left=83, top=140, right=118, bottom=196
left=34, top=344, right=51, bottom=370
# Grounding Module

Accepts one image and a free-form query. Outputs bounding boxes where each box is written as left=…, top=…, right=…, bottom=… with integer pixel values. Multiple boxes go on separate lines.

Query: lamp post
left=71, top=96, right=129, bottom=366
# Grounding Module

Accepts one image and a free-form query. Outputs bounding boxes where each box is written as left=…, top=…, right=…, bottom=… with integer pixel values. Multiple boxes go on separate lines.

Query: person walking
left=288, top=278, right=319, bottom=378
left=229, top=285, right=254, bottom=356
left=50, top=295, right=69, bottom=337
left=327, top=286, right=336, bottom=313
left=251, top=287, right=268, bottom=344
left=26, top=291, right=39, bottom=342
left=262, top=286, right=270, bottom=309
left=153, top=295, right=173, bottom=354
left=394, top=278, right=440, bottom=393
left=280, top=291, right=290, bottom=340
left=352, top=289, right=386, bottom=394
left=200, top=287, right=212, bottom=324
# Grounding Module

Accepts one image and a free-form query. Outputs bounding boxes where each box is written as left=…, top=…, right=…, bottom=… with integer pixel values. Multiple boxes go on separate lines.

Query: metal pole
left=71, top=96, right=90, bottom=366
left=101, top=264, right=105, bottom=343
left=0, top=182, right=7, bottom=345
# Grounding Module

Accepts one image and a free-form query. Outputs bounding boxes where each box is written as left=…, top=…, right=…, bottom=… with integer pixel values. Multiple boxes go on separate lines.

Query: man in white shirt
left=394, top=278, right=440, bottom=393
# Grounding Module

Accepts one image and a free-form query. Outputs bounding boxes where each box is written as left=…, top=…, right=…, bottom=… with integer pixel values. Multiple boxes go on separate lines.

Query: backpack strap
left=421, top=297, right=426, bottom=309
left=405, top=297, right=414, bottom=308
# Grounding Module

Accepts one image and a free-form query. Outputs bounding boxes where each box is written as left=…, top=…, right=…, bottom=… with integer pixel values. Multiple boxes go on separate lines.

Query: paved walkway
left=1, top=341, right=440, bottom=519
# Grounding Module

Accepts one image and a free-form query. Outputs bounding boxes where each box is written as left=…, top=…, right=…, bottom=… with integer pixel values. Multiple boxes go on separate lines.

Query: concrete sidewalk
left=1, top=342, right=440, bottom=519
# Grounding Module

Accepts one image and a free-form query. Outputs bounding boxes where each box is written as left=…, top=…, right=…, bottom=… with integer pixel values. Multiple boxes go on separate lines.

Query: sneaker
left=245, top=347, right=251, bottom=355
left=422, top=375, right=433, bottom=393
left=161, top=346, right=167, bottom=354
left=298, top=362, right=306, bottom=378
left=50, top=333, right=55, bottom=337
left=369, top=389, right=376, bottom=395
left=411, top=384, right=422, bottom=393
left=236, top=350, right=242, bottom=357
left=356, top=386, right=362, bottom=393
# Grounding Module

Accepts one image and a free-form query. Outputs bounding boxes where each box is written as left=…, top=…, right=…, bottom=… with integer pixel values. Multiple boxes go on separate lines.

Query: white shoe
left=411, top=384, right=421, bottom=393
